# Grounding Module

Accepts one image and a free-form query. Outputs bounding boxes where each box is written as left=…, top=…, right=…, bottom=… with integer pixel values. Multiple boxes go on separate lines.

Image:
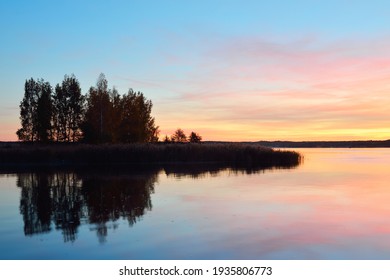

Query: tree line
left=17, top=73, right=159, bottom=143
left=17, top=73, right=202, bottom=144
left=163, top=128, right=202, bottom=143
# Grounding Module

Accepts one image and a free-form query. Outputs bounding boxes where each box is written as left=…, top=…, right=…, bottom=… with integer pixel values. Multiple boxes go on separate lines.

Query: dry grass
left=0, top=142, right=301, bottom=171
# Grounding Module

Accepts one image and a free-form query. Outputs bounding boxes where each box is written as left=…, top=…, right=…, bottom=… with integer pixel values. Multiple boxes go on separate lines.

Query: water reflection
left=163, top=163, right=298, bottom=179
left=5, top=150, right=390, bottom=259
left=17, top=169, right=159, bottom=243
left=15, top=163, right=299, bottom=244
left=19, top=173, right=53, bottom=236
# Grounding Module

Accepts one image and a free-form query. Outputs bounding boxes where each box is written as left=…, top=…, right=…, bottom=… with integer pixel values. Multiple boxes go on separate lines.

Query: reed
left=0, top=142, right=301, bottom=170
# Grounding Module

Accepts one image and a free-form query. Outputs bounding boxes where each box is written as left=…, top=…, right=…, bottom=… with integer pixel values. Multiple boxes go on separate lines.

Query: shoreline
left=0, top=142, right=301, bottom=173
left=208, top=140, right=390, bottom=148
left=2, top=139, right=390, bottom=148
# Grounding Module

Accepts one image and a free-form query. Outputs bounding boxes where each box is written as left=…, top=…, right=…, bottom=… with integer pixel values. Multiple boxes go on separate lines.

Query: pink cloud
left=198, top=35, right=390, bottom=87
left=152, top=34, right=390, bottom=140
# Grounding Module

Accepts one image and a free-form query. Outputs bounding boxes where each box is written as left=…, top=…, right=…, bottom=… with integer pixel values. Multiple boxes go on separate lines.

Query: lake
left=1, top=148, right=390, bottom=259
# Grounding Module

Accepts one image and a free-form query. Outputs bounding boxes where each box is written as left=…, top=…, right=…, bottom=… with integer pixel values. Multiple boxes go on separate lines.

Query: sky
left=1, top=0, right=390, bottom=141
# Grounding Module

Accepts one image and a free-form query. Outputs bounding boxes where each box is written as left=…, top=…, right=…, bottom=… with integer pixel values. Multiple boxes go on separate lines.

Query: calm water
left=1, top=148, right=390, bottom=259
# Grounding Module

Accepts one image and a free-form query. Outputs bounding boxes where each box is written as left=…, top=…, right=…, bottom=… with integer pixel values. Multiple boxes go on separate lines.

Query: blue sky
left=1, top=0, right=390, bottom=141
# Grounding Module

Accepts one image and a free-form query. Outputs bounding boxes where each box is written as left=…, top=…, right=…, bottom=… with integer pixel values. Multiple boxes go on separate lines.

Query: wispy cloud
left=154, top=34, right=390, bottom=140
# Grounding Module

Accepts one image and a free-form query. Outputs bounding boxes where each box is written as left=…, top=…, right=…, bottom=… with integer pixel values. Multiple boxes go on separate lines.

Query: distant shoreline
left=206, top=140, right=390, bottom=148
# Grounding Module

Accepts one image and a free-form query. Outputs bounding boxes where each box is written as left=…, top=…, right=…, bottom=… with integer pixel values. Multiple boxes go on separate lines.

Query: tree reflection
left=51, top=173, right=83, bottom=242
left=81, top=173, right=157, bottom=243
left=17, top=169, right=159, bottom=243
left=15, top=162, right=299, bottom=243
left=18, top=173, right=52, bottom=235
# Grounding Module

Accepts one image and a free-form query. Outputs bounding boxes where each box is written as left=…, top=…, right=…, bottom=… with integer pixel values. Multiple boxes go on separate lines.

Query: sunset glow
left=1, top=1, right=390, bottom=141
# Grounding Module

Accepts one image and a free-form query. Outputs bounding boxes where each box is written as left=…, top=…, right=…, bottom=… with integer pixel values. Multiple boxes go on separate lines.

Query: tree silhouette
left=17, top=78, right=53, bottom=142
left=109, top=86, right=122, bottom=143
left=52, top=75, right=84, bottom=142
left=188, top=131, right=202, bottom=143
left=171, top=128, right=187, bottom=143
left=17, top=79, right=38, bottom=141
left=36, top=81, right=53, bottom=142
left=82, top=74, right=159, bottom=143
left=118, top=89, right=159, bottom=143
left=17, top=73, right=159, bottom=144
left=82, top=74, right=113, bottom=143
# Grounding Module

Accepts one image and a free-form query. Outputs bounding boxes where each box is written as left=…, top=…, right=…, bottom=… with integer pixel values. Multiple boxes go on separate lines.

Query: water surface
left=1, top=148, right=390, bottom=259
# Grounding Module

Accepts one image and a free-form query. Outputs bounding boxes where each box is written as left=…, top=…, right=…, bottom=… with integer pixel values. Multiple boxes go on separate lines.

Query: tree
left=171, top=128, right=187, bottom=143
left=109, top=86, right=122, bottom=143
left=163, top=135, right=170, bottom=143
left=82, top=74, right=112, bottom=143
left=17, top=73, right=159, bottom=144
left=189, top=131, right=202, bottom=143
left=17, top=78, right=52, bottom=142
left=52, top=84, right=63, bottom=141
left=17, top=78, right=39, bottom=141
left=67, top=75, right=84, bottom=142
left=53, top=75, right=84, bottom=142
left=118, top=89, right=159, bottom=143
left=36, top=81, right=53, bottom=142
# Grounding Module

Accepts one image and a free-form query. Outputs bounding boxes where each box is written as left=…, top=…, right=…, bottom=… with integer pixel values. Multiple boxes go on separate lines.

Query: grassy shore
left=0, top=142, right=301, bottom=171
